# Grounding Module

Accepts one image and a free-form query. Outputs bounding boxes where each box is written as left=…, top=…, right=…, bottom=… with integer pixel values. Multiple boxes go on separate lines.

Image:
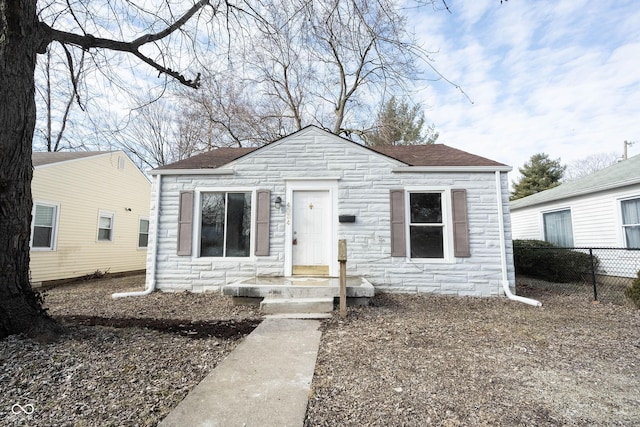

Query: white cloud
left=410, top=0, right=640, bottom=179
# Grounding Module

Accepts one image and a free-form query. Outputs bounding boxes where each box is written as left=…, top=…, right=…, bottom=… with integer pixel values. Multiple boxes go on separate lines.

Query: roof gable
left=510, top=154, right=640, bottom=210
left=153, top=125, right=508, bottom=171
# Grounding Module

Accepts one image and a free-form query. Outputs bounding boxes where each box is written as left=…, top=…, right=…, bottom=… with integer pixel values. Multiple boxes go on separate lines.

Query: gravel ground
left=0, top=274, right=261, bottom=426
left=306, top=293, right=640, bottom=426
left=1, top=274, right=639, bottom=426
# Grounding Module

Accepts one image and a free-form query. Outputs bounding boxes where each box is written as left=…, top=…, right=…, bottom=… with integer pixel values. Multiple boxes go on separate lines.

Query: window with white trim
left=32, top=203, right=58, bottom=250
left=408, top=192, right=445, bottom=258
left=138, top=218, right=149, bottom=248
left=621, top=198, right=640, bottom=249
left=200, top=192, right=251, bottom=257
left=543, top=209, right=573, bottom=247
left=97, top=211, right=114, bottom=241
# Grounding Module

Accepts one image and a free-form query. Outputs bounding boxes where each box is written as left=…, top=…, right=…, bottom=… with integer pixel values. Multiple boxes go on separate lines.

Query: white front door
left=292, top=190, right=331, bottom=275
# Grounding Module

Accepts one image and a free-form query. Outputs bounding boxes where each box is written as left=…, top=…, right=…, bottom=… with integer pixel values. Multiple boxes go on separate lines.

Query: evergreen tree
left=367, top=97, right=438, bottom=146
left=510, top=153, right=566, bottom=200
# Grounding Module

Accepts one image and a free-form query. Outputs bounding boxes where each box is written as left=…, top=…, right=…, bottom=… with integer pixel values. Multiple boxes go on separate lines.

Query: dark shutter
left=177, top=191, right=194, bottom=256
left=255, top=190, right=270, bottom=256
left=390, top=189, right=406, bottom=257
left=452, top=189, right=470, bottom=257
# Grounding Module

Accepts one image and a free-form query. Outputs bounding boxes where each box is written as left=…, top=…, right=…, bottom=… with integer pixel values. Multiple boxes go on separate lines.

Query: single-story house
left=30, top=151, right=151, bottom=286
left=510, top=154, right=640, bottom=248
left=510, top=154, right=640, bottom=277
left=145, top=126, right=517, bottom=297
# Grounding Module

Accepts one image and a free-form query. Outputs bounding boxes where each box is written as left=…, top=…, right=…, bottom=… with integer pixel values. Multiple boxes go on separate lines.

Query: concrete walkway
left=159, top=318, right=322, bottom=427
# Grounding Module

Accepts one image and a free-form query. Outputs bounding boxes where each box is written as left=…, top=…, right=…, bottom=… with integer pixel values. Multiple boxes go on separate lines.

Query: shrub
left=624, top=270, right=640, bottom=309
left=513, top=239, right=598, bottom=283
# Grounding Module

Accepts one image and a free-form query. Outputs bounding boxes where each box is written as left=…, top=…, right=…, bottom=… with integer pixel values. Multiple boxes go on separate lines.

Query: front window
left=138, top=218, right=149, bottom=248
left=98, top=212, right=114, bottom=241
left=32, top=203, right=58, bottom=250
left=200, top=192, right=251, bottom=257
left=543, top=209, right=573, bottom=247
left=621, top=198, right=640, bottom=249
left=409, top=192, right=444, bottom=258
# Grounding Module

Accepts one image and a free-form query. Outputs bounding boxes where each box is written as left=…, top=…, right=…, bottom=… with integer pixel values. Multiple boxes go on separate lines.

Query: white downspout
left=495, top=171, right=542, bottom=307
left=112, top=174, right=162, bottom=299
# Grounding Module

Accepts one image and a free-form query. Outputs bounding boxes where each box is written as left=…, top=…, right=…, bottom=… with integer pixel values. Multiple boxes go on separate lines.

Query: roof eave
left=33, top=151, right=116, bottom=168
left=510, top=178, right=640, bottom=210
left=150, top=168, right=235, bottom=176
left=393, top=165, right=512, bottom=173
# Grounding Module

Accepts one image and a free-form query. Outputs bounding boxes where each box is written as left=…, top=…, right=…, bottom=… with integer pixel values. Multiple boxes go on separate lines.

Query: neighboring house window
left=98, top=211, right=114, bottom=241
left=543, top=209, right=573, bottom=247
left=621, top=198, right=640, bottom=249
left=200, top=192, right=251, bottom=257
left=32, top=203, right=58, bottom=250
left=408, top=192, right=445, bottom=258
left=138, top=218, right=149, bottom=248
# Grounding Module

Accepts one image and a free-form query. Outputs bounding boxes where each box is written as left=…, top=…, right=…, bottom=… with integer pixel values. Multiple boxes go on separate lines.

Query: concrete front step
left=224, top=276, right=375, bottom=299
left=260, top=297, right=334, bottom=314
left=265, top=313, right=333, bottom=319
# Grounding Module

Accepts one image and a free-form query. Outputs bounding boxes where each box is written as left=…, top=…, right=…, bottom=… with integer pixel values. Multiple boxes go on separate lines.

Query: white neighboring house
left=510, top=154, right=640, bottom=277
left=146, top=126, right=517, bottom=296
left=30, top=151, right=151, bottom=286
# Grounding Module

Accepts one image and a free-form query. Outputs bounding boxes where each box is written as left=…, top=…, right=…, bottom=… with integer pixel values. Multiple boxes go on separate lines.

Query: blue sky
left=410, top=1, right=640, bottom=175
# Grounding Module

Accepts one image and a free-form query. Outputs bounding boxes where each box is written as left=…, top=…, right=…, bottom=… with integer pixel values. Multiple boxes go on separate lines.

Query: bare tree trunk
left=0, top=0, right=60, bottom=340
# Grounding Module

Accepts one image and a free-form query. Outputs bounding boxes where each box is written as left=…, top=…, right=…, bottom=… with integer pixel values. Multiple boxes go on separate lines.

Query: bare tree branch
left=39, top=0, right=213, bottom=88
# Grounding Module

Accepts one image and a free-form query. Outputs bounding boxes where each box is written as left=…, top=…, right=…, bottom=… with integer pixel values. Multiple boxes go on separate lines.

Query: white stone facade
left=147, top=127, right=515, bottom=296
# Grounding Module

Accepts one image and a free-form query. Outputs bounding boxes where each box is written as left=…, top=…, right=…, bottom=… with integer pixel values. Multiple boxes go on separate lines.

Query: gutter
left=495, top=171, right=542, bottom=307
left=393, top=165, right=512, bottom=173
left=112, top=174, right=162, bottom=299
left=150, top=168, right=234, bottom=176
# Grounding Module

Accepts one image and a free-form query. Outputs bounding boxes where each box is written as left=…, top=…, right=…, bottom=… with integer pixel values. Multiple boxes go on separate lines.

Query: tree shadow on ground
left=55, top=315, right=261, bottom=340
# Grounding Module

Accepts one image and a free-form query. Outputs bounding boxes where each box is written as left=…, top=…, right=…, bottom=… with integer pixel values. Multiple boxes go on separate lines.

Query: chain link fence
left=514, top=244, right=640, bottom=305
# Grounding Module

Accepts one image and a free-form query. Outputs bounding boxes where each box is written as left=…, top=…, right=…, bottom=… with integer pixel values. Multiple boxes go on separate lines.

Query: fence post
left=589, top=248, right=598, bottom=301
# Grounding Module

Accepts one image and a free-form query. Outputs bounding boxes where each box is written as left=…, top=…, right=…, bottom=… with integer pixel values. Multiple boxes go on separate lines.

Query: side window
left=32, top=203, right=58, bottom=250
left=408, top=192, right=445, bottom=259
left=200, top=192, right=252, bottom=257
left=621, top=198, right=640, bottom=249
left=543, top=209, right=573, bottom=247
left=98, top=211, right=114, bottom=241
left=138, top=218, right=150, bottom=248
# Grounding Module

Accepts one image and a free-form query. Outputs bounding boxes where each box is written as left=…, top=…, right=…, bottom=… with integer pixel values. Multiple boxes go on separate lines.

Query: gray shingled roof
left=510, top=154, right=640, bottom=210
left=154, top=125, right=507, bottom=171
left=32, top=151, right=111, bottom=167
left=369, top=144, right=506, bottom=167
left=154, top=148, right=258, bottom=170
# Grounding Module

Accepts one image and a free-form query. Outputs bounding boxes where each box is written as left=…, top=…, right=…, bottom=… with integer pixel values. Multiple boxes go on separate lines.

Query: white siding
left=511, top=185, right=640, bottom=278
left=511, top=185, right=640, bottom=247
left=150, top=129, right=514, bottom=296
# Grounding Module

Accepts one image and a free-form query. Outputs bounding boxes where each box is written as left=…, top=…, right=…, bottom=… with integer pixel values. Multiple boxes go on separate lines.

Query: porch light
left=274, top=196, right=282, bottom=209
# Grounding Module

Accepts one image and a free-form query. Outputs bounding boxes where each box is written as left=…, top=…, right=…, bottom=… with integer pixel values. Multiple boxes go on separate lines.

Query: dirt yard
left=1, top=274, right=639, bottom=426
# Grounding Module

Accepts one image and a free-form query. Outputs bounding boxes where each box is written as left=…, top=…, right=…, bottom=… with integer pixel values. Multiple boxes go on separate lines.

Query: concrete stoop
left=225, top=276, right=375, bottom=317
left=224, top=276, right=375, bottom=299
left=260, top=297, right=334, bottom=314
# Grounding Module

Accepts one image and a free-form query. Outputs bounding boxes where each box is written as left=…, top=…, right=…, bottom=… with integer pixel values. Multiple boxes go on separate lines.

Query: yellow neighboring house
left=30, top=151, right=151, bottom=286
